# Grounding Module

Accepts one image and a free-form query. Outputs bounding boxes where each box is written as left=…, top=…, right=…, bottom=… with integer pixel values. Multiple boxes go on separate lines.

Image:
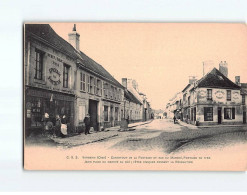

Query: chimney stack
left=122, top=78, right=127, bottom=88
left=219, top=61, right=228, bottom=77
left=68, top=24, right=80, bottom=50
left=189, top=76, right=197, bottom=84
left=235, top=76, right=240, bottom=86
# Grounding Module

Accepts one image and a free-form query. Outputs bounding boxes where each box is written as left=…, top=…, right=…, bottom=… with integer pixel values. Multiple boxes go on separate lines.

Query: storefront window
left=204, top=107, right=213, bottom=121
left=224, top=108, right=235, bottom=119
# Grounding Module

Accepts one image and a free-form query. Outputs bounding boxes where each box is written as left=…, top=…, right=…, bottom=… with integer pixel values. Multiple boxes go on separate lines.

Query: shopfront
left=25, top=87, right=75, bottom=136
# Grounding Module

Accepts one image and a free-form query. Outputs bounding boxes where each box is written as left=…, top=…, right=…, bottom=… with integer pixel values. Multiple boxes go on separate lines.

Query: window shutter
left=232, top=108, right=235, bottom=119
left=224, top=108, right=227, bottom=119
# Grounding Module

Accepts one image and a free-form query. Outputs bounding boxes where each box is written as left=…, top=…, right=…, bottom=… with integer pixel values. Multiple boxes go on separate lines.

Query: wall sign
left=233, top=91, right=239, bottom=99
left=48, top=68, right=61, bottom=85
left=215, top=90, right=224, bottom=99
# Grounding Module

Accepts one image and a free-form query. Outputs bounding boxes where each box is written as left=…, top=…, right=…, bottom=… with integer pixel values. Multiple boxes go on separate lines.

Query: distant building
left=122, top=78, right=153, bottom=121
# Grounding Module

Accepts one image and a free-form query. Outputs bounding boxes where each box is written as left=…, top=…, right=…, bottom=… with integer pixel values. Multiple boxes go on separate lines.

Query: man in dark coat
left=173, top=115, right=176, bottom=124
left=84, top=114, right=91, bottom=135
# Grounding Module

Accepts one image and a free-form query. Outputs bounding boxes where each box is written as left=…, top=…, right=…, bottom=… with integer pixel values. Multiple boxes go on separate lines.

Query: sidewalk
left=177, top=119, right=247, bottom=129
left=50, top=120, right=153, bottom=148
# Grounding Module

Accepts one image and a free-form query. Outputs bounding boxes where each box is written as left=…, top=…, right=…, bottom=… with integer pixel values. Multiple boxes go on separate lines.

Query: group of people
left=43, top=113, right=92, bottom=137
left=43, top=113, right=68, bottom=138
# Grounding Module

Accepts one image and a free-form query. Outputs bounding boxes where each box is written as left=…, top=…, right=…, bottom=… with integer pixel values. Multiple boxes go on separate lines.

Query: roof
left=196, top=68, right=241, bottom=89
left=241, top=83, right=247, bottom=94
left=182, top=84, right=191, bottom=93
left=124, top=89, right=142, bottom=105
left=25, top=24, right=123, bottom=89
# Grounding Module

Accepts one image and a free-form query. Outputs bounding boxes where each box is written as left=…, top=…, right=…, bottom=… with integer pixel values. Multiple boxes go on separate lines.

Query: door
left=218, top=107, right=222, bottom=124
left=89, top=100, right=98, bottom=131
left=243, top=111, right=246, bottom=124
left=110, top=107, right=114, bottom=127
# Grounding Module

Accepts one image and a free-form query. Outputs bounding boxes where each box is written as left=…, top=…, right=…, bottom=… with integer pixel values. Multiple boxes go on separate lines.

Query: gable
left=197, top=68, right=240, bottom=89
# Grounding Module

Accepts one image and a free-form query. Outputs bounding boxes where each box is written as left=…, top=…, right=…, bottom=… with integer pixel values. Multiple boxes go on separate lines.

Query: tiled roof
left=124, top=89, right=142, bottom=105
left=25, top=24, right=123, bottom=89
left=196, top=68, right=241, bottom=89
left=241, top=83, right=247, bottom=94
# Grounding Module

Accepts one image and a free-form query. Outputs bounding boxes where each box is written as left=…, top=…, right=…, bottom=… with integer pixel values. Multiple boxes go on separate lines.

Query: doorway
left=110, top=106, right=114, bottom=127
left=218, top=107, right=222, bottom=124
left=243, top=111, right=246, bottom=124
left=89, top=100, right=98, bottom=131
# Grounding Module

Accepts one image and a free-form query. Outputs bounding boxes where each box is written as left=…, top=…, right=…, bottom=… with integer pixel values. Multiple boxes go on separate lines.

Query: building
left=24, top=24, right=124, bottom=135
left=122, top=88, right=142, bottom=123
left=122, top=78, right=153, bottom=121
left=238, top=77, right=247, bottom=124
left=166, top=61, right=245, bottom=126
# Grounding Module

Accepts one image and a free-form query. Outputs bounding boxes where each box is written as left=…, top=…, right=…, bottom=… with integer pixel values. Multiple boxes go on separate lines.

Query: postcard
left=24, top=23, right=247, bottom=170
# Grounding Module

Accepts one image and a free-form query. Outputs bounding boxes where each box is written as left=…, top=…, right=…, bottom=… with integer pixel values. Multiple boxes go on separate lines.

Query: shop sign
left=233, top=91, right=239, bottom=99
left=215, top=90, right=224, bottom=99
left=48, top=68, right=61, bottom=85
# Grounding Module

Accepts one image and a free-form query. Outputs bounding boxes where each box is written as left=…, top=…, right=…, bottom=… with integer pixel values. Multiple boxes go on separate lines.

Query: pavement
left=49, top=120, right=153, bottom=148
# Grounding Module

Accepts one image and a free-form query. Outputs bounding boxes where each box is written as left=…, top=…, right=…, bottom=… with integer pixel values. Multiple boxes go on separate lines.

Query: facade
left=122, top=78, right=153, bottom=121
left=24, top=24, right=124, bottom=135
left=122, top=89, right=142, bottom=123
left=166, top=62, right=245, bottom=126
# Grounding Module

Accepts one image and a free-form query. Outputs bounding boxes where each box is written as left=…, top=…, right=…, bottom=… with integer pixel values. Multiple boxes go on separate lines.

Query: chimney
left=122, top=78, right=127, bottom=88
left=189, top=76, right=197, bottom=84
left=68, top=24, right=80, bottom=50
left=203, top=60, right=214, bottom=76
left=235, top=76, right=240, bottom=86
left=219, top=61, right=228, bottom=77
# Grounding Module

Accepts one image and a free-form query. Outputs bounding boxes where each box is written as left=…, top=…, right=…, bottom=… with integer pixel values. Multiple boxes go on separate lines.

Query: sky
left=50, top=23, right=247, bottom=110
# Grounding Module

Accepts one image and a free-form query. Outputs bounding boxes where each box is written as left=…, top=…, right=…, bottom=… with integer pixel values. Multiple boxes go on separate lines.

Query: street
left=26, top=119, right=247, bottom=154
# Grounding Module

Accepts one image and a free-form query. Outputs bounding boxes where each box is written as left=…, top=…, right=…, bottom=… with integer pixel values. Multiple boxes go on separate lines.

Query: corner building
left=24, top=24, right=124, bottom=135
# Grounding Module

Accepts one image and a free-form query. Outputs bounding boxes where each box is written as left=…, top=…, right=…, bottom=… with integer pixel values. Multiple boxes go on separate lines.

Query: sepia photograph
left=23, top=22, right=247, bottom=171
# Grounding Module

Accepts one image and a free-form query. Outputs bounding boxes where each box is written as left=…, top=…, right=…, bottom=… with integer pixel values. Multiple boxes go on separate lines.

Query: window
left=103, top=82, right=109, bottom=98
left=207, top=89, right=212, bottom=100
left=110, top=86, right=114, bottom=99
left=224, top=108, right=235, bottom=119
left=96, top=79, right=102, bottom=96
left=87, top=75, right=90, bottom=93
left=34, top=49, right=44, bottom=80
left=227, top=90, right=231, bottom=101
left=104, top=106, right=108, bottom=121
left=242, top=95, right=246, bottom=105
left=63, top=64, right=70, bottom=88
left=89, top=76, right=94, bottom=94
left=204, top=107, right=213, bottom=121
left=188, top=96, right=190, bottom=106
left=80, top=72, right=86, bottom=91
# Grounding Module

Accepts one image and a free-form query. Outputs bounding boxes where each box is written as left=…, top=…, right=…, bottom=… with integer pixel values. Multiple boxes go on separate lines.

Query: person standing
left=84, top=114, right=91, bottom=135
left=61, top=115, right=68, bottom=138
left=173, top=115, right=176, bottom=124
left=54, top=114, right=61, bottom=137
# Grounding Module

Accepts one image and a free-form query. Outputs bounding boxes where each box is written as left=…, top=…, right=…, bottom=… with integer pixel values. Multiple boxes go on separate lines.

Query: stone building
left=24, top=24, right=124, bottom=135
left=166, top=62, right=245, bottom=126
left=121, top=78, right=153, bottom=121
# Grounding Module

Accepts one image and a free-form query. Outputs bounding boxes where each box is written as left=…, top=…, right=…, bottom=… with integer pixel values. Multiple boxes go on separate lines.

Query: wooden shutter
left=232, top=108, right=235, bottom=119
left=224, top=108, right=227, bottom=119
